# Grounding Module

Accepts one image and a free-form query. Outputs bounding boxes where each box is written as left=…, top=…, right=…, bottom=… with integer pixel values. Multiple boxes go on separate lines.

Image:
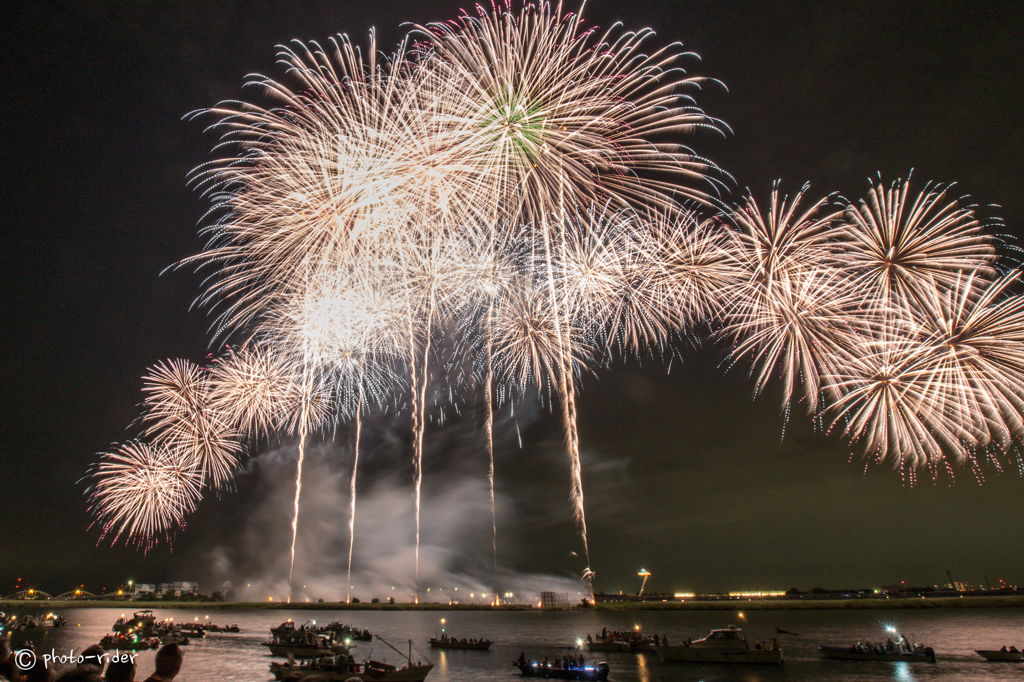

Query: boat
left=319, top=622, right=373, bottom=642
left=271, top=656, right=433, bottom=681
left=160, top=631, right=190, bottom=646
left=583, top=626, right=656, bottom=653
left=39, top=614, right=65, bottom=628
left=654, top=626, right=783, bottom=665
left=203, top=623, right=241, bottom=633
left=429, top=634, right=492, bottom=650
left=776, top=628, right=799, bottom=636
left=512, top=661, right=609, bottom=680
left=272, top=637, right=433, bottom=681
left=271, top=620, right=298, bottom=639
left=175, top=624, right=207, bottom=638
left=99, top=633, right=160, bottom=651
left=585, top=640, right=631, bottom=653
left=113, top=610, right=157, bottom=634
left=11, top=614, right=65, bottom=631
left=264, top=630, right=346, bottom=658
left=818, top=642, right=936, bottom=663
left=976, top=648, right=1023, bottom=662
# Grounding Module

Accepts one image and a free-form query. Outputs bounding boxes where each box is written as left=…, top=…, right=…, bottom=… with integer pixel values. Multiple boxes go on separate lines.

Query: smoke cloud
left=182, top=395, right=592, bottom=604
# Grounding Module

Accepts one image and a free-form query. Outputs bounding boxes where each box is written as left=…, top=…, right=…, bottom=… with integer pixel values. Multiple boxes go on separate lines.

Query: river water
left=4, top=606, right=1022, bottom=681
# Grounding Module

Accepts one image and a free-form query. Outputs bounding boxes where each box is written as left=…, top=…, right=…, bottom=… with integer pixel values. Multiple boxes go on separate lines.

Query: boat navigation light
left=576, top=637, right=584, bottom=647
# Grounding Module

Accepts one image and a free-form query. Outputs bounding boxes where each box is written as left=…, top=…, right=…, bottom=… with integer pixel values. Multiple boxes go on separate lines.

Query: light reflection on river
left=4, top=607, right=1023, bottom=681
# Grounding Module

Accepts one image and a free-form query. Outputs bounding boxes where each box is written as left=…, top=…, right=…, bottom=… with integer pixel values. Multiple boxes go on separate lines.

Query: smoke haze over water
left=181, top=395, right=593, bottom=603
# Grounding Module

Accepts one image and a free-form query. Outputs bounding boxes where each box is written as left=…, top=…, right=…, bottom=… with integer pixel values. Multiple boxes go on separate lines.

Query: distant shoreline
left=2, top=595, right=1022, bottom=611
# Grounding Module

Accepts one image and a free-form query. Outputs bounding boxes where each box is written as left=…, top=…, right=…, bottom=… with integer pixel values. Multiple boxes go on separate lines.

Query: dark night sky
left=3, top=0, right=1023, bottom=598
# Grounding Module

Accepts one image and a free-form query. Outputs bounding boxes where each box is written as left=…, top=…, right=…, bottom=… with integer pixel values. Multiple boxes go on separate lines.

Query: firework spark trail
left=485, top=296, right=497, bottom=570
left=410, top=0, right=726, bottom=571
left=288, top=425, right=307, bottom=602
left=414, top=289, right=434, bottom=585
left=267, top=262, right=407, bottom=598
left=413, top=0, right=727, bottom=222
left=539, top=207, right=591, bottom=574
left=347, top=372, right=364, bottom=603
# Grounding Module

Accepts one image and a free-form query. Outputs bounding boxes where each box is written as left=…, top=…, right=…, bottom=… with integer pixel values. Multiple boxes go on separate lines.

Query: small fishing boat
left=272, top=637, right=433, bottom=681
left=203, top=623, right=241, bottom=633
left=655, top=626, right=783, bottom=665
left=429, top=634, right=492, bottom=650
left=513, top=661, right=609, bottom=680
left=271, top=656, right=434, bottom=681
left=818, top=644, right=936, bottom=663
left=585, top=640, right=630, bottom=653
left=113, top=610, right=157, bottom=634
left=264, top=630, right=345, bottom=658
left=583, top=626, right=656, bottom=653
left=100, top=633, right=160, bottom=651
left=271, top=620, right=298, bottom=639
left=11, top=614, right=65, bottom=630
left=175, top=624, right=207, bottom=638
left=976, top=648, right=1023, bottom=662
left=818, top=624, right=935, bottom=663
left=319, top=622, right=373, bottom=642
left=160, top=631, right=190, bottom=646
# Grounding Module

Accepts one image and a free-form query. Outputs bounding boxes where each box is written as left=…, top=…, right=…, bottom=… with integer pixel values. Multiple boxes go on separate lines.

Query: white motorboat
left=654, top=626, right=783, bottom=665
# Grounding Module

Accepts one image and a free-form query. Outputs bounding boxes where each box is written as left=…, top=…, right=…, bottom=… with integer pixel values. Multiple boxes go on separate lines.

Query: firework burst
left=840, top=175, right=998, bottom=314
left=141, top=359, right=241, bottom=488
left=720, top=184, right=849, bottom=411
left=88, top=441, right=203, bottom=549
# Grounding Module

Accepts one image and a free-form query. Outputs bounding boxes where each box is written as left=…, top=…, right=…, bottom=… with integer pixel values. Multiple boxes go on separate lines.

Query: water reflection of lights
left=894, top=661, right=916, bottom=680
left=437, top=650, right=447, bottom=676
left=635, top=652, right=650, bottom=682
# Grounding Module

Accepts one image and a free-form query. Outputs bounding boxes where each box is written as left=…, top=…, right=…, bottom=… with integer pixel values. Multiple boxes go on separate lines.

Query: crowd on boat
left=0, top=615, right=65, bottom=633
left=520, top=653, right=589, bottom=670
left=848, top=637, right=914, bottom=655
left=0, top=638, right=186, bottom=682
left=588, top=627, right=667, bottom=646
left=97, top=611, right=241, bottom=653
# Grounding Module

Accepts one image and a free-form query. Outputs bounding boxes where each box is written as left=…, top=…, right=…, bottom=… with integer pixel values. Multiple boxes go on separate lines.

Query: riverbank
left=2, top=595, right=1022, bottom=611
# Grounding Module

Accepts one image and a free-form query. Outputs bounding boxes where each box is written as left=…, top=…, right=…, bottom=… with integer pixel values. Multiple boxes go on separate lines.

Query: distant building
left=155, top=582, right=199, bottom=596
left=540, top=591, right=570, bottom=609
left=129, top=583, right=156, bottom=597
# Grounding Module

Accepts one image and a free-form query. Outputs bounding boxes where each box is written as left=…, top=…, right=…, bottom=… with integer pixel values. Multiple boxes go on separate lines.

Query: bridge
left=53, top=590, right=97, bottom=600
left=5, top=589, right=52, bottom=600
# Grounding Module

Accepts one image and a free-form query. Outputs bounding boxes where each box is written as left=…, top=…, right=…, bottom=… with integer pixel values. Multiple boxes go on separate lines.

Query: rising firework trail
left=412, top=0, right=724, bottom=572
left=347, top=374, right=364, bottom=603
